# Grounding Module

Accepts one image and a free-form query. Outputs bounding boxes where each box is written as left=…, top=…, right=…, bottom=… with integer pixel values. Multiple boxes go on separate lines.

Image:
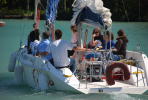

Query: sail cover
left=71, top=0, right=112, bottom=29
left=46, top=0, right=60, bottom=23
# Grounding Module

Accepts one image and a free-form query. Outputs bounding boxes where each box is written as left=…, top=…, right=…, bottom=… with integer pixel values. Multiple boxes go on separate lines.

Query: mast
left=34, top=0, right=40, bottom=29
left=27, top=0, right=29, bottom=11
left=138, top=0, right=141, bottom=21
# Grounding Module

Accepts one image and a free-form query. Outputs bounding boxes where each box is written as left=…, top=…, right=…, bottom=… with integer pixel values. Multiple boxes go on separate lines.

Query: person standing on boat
left=71, top=25, right=78, bottom=44
left=37, top=32, right=52, bottom=62
left=113, top=29, right=128, bottom=58
left=50, top=29, right=76, bottom=73
left=68, top=25, right=78, bottom=57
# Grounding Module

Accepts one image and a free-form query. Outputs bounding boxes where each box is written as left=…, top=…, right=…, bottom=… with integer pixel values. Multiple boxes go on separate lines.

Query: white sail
left=71, top=0, right=112, bottom=29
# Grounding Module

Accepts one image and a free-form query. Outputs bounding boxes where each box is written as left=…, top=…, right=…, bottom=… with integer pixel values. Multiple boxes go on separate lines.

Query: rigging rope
left=138, top=0, right=141, bottom=21
left=121, top=0, right=129, bottom=22
left=39, top=0, right=46, bottom=10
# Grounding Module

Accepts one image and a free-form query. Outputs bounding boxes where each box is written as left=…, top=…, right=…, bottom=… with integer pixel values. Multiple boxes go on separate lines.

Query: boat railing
left=76, top=49, right=147, bottom=89
left=135, top=60, right=146, bottom=87
left=75, top=49, right=111, bottom=89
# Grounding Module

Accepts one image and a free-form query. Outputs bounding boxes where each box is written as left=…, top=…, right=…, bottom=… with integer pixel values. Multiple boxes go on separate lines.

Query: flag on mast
left=46, top=0, right=60, bottom=41
left=46, top=0, right=60, bottom=23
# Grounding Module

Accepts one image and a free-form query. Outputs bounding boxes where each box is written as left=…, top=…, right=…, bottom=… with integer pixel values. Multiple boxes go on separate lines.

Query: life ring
left=106, top=62, right=130, bottom=85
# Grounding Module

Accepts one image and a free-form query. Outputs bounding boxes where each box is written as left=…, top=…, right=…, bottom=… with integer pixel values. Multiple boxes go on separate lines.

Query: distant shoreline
left=1, top=15, right=34, bottom=19
left=1, top=15, right=148, bottom=22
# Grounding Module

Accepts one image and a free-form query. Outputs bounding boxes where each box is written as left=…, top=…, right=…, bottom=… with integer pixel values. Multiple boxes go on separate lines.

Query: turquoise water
left=0, top=19, right=148, bottom=100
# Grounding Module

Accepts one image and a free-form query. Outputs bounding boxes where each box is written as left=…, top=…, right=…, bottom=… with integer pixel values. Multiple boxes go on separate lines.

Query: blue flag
left=46, top=0, right=60, bottom=23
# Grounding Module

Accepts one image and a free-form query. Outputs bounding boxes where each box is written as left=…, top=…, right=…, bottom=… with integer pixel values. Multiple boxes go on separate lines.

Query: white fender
left=14, top=66, right=24, bottom=84
left=8, top=51, right=17, bottom=72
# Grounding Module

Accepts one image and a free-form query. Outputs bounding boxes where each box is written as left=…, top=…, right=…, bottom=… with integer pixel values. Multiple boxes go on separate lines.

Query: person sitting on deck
left=102, top=31, right=115, bottom=50
left=86, top=28, right=103, bottom=60
left=93, top=27, right=104, bottom=43
left=88, top=27, right=103, bottom=49
left=27, top=29, right=40, bottom=55
left=101, top=31, right=122, bottom=61
left=113, top=29, right=129, bottom=58
left=37, top=32, right=52, bottom=62
left=50, top=29, right=76, bottom=73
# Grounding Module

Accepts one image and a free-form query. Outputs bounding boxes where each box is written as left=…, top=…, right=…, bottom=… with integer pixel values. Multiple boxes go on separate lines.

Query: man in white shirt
left=50, top=29, right=76, bottom=72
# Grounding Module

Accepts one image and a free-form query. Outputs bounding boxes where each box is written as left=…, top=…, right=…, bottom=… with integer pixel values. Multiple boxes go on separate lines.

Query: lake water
left=0, top=19, right=148, bottom=100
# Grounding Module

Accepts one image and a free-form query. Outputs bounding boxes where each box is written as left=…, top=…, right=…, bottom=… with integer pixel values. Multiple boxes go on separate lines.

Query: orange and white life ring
left=106, top=62, right=130, bottom=85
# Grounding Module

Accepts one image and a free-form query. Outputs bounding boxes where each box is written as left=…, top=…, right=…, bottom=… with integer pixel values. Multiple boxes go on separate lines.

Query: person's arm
left=111, top=41, right=115, bottom=49
left=115, top=39, right=123, bottom=50
left=37, top=43, right=49, bottom=56
left=92, top=34, right=96, bottom=42
left=38, top=52, right=49, bottom=56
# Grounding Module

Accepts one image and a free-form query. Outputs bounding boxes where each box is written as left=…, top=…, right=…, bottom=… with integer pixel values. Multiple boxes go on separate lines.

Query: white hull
left=77, top=81, right=148, bottom=94
left=8, top=48, right=148, bottom=94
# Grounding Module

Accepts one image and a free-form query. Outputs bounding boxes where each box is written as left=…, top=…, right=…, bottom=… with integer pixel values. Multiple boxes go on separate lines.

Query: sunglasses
left=95, top=31, right=99, bottom=33
left=73, top=29, right=77, bottom=32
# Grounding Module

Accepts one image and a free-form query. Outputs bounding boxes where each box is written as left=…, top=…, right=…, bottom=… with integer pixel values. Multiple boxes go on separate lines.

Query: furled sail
left=71, top=0, right=112, bottom=29
left=46, top=0, right=60, bottom=23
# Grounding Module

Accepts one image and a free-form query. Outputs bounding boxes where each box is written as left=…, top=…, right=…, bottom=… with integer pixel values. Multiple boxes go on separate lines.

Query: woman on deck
left=102, top=31, right=115, bottom=49
left=86, top=28, right=103, bottom=60
left=114, top=29, right=128, bottom=58
left=88, top=27, right=103, bottom=49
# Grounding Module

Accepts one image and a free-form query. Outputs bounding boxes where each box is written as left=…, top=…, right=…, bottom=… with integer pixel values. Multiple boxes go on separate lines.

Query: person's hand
left=74, top=47, right=88, bottom=52
left=112, top=48, right=117, bottom=51
left=92, top=34, right=96, bottom=38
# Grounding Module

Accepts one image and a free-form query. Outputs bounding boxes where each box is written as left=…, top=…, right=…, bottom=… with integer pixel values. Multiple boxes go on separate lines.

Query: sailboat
left=8, top=0, right=148, bottom=94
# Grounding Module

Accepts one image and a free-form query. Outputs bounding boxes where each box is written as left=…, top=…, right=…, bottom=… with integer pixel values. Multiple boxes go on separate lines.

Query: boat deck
left=79, top=80, right=134, bottom=89
left=76, top=80, right=148, bottom=94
